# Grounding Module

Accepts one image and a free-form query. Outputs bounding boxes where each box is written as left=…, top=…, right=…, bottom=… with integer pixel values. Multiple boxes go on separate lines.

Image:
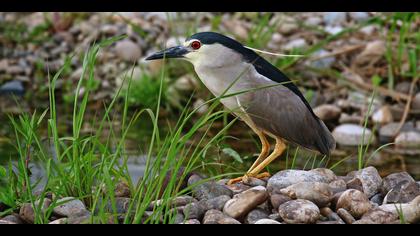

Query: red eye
left=191, top=41, right=201, bottom=50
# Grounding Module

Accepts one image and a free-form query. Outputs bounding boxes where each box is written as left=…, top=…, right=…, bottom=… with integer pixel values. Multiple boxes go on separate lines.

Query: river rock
left=223, top=186, right=268, bottom=219
left=278, top=199, right=320, bottom=224
left=313, top=104, right=341, bottom=121
left=101, top=197, right=132, bottom=215
left=267, top=170, right=330, bottom=192
left=308, top=50, right=336, bottom=69
left=395, top=131, right=420, bottom=149
left=243, top=177, right=266, bottom=187
left=19, top=198, right=51, bottom=224
left=381, top=172, right=416, bottom=195
left=254, top=219, right=282, bottom=224
left=54, top=197, right=87, bottom=217
left=349, top=12, right=370, bottom=22
left=310, top=168, right=337, bottom=182
left=332, top=124, right=374, bottom=146
left=323, top=12, right=347, bottom=26
left=114, top=181, right=131, bottom=198
left=0, top=214, right=24, bottom=224
left=149, top=196, right=197, bottom=210
left=370, top=193, right=384, bottom=205
left=188, top=175, right=233, bottom=201
left=372, top=106, right=393, bottom=124
left=320, top=207, right=344, bottom=223
left=282, top=38, right=307, bottom=51
left=244, top=208, right=269, bottom=224
left=355, top=208, right=399, bottom=224
left=379, top=122, right=415, bottom=144
left=383, top=181, right=420, bottom=204
left=336, top=189, right=372, bottom=218
left=379, top=196, right=420, bottom=223
left=355, top=40, right=386, bottom=67
left=224, top=182, right=251, bottom=194
left=412, top=93, right=420, bottom=110
left=337, top=208, right=355, bottom=224
left=0, top=80, right=25, bottom=96
left=183, top=201, right=207, bottom=220
left=49, top=218, right=68, bottom=224
left=351, top=166, right=382, bottom=198
left=181, top=219, right=200, bottom=224
left=279, top=182, right=333, bottom=207
left=203, top=209, right=241, bottom=224
left=203, top=195, right=231, bottom=211
left=329, top=179, right=347, bottom=194
left=270, top=193, right=292, bottom=210
left=115, top=39, right=142, bottom=62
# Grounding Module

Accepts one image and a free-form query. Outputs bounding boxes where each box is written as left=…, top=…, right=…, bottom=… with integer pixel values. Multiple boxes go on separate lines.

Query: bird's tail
left=315, top=119, right=336, bottom=156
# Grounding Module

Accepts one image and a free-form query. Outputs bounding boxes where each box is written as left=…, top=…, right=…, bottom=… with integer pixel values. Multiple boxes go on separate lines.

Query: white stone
left=332, top=124, right=374, bottom=146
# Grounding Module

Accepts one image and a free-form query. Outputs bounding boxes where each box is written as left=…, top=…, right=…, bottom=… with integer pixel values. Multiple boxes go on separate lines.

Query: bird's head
left=145, top=32, right=245, bottom=68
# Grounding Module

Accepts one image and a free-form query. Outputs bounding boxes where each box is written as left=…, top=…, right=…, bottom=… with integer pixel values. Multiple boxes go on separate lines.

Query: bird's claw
left=226, top=172, right=271, bottom=185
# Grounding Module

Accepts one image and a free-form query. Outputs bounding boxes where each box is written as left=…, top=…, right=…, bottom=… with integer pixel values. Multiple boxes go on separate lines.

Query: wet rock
left=181, top=219, right=200, bottom=224
left=224, top=182, right=251, bottom=194
left=354, top=40, right=386, bottom=67
left=372, top=106, right=393, bottom=124
left=351, top=166, right=382, bottom=198
left=0, top=214, right=24, bottom=224
left=349, top=12, right=370, bottom=22
left=243, top=177, right=266, bottom=187
left=282, top=38, right=307, bottom=51
left=395, top=131, right=420, bottom=149
left=267, top=170, right=330, bottom=192
left=183, top=201, right=207, bottom=220
left=188, top=175, right=233, bottom=201
left=114, top=181, right=131, bottom=198
left=383, top=181, right=420, bottom=204
left=336, top=189, right=372, bottom=218
left=323, top=12, right=347, bottom=26
left=203, top=209, right=240, bottom=224
left=313, top=104, right=341, bottom=121
left=115, top=39, right=142, bottom=62
left=149, top=196, right=197, bottom=210
left=19, top=199, right=51, bottom=224
left=278, top=199, right=320, bottom=224
left=379, top=195, right=420, bottom=223
left=379, top=122, right=415, bottom=144
left=370, top=193, right=384, bottom=205
left=270, top=193, right=292, bottom=210
left=355, top=208, right=399, bottom=224
left=245, top=208, right=269, bottom=224
left=337, top=208, right=356, bottom=224
left=320, top=207, right=344, bottom=223
left=332, top=124, right=374, bottom=146
left=203, top=195, right=231, bottom=211
left=329, top=179, right=347, bottom=194
left=279, top=182, right=333, bottom=207
left=49, top=218, right=68, bottom=224
left=0, top=80, right=25, bottom=96
left=254, top=219, right=282, bottom=224
left=223, top=186, right=268, bottom=219
left=381, top=172, right=416, bottom=195
left=54, top=197, right=87, bottom=217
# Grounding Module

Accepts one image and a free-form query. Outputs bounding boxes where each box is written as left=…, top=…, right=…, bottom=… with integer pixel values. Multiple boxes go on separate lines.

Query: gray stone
left=323, top=12, right=347, bottom=26
left=270, top=193, right=292, bottom=210
left=149, top=196, right=197, bottom=210
left=53, top=197, right=87, bottom=217
left=254, top=219, right=282, bottom=224
left=188, top=175, right=233, bottom=201
left=203, top=195, right=231, bottom=211
left=336, top=189, right=372, bottom=218
left=114, top=181, right=131, bottom=198
left=102, top=197, right=132, bottom=215
left=320, top=207, right=344, bottom=223
left=0, top=80, right=25, bottom=96
left=282, top=38, right=307, bottom=51
left=223, top=186, right=268, bottom=219
left=329, top=179, right=347, bottom=194
left=383, top=181, right=420, bottom=204
left=395, top=131, right=420, bottom=149
left=245, top=208, right=270, bottom=224
left=0, top=220, right=16, bottom=224
left=19, top=198, right=51, bottom=224
left=356, top=208, right=399, bottom=224
left=49, top=218, right=68, bottom=224
left=181, top=219, right=200, bottom=224
left=203, top=209, right=240, bottom=224
left=278, top=199, right=320, bottom=224
left=115, top=39, right=142, bottom=62
left=225, top=182, right=251, bottom=194
left=313, top=104, right=341, bottom=121
left=412, top=93, right=420, bottom=110
left=349, top=12, right=370, bottom=22
left=379, top=195, right=420, bottom=224
left=267, top=170, right=330, bottom=192
left=243, top=177, right=266, bottom=187
left=379, top=122, right=415, bottom=144
left=183, top=201, right=207, bottom=220
left=337, top=208, right=356, bottom=224
left=372, top=106, right=393, bottom=124
left=0, top=214, right=23, bottom=224
left=352, top=166, right=382, bottom=198
left=309, top=49, right=336, bottom=69
left=370, top=193, right=384, bottom=205
left=381, top=172, right=416, bottom=195
left=332, top=124, right=374, bottom=146
left=279, top=182, right=333, bottom=207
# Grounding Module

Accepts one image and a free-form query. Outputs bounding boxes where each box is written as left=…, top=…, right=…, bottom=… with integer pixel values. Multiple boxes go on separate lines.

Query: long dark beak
left=145, top=46, right=189, bottom=61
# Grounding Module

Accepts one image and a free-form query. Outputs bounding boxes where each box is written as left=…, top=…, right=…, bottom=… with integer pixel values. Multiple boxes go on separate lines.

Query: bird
left=145, top=32, right=336, bottom=184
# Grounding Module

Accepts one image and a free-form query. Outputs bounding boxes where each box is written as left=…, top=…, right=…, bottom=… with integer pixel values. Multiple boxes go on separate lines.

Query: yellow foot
left=226, top=172, right=271, bottom=185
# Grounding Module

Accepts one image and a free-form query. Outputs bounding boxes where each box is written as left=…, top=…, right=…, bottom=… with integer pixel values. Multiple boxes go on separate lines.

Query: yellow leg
left=247, top=131, right=270, bottom=172
left=227, top=138, right=286, bottom=185
left=248, top=138, right=286, bottom=176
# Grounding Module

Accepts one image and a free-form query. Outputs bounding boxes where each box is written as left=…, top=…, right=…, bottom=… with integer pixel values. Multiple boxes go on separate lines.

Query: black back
left=187, top=32, right=318, bottom=119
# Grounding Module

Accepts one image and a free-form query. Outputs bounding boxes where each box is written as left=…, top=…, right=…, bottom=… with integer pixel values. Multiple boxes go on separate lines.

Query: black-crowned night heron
left=145, top=32, right=336, bottom=184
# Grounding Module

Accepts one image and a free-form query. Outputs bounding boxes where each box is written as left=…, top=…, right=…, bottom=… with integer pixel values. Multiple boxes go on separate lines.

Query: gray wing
left=244, top=83, right=336, bottom=155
